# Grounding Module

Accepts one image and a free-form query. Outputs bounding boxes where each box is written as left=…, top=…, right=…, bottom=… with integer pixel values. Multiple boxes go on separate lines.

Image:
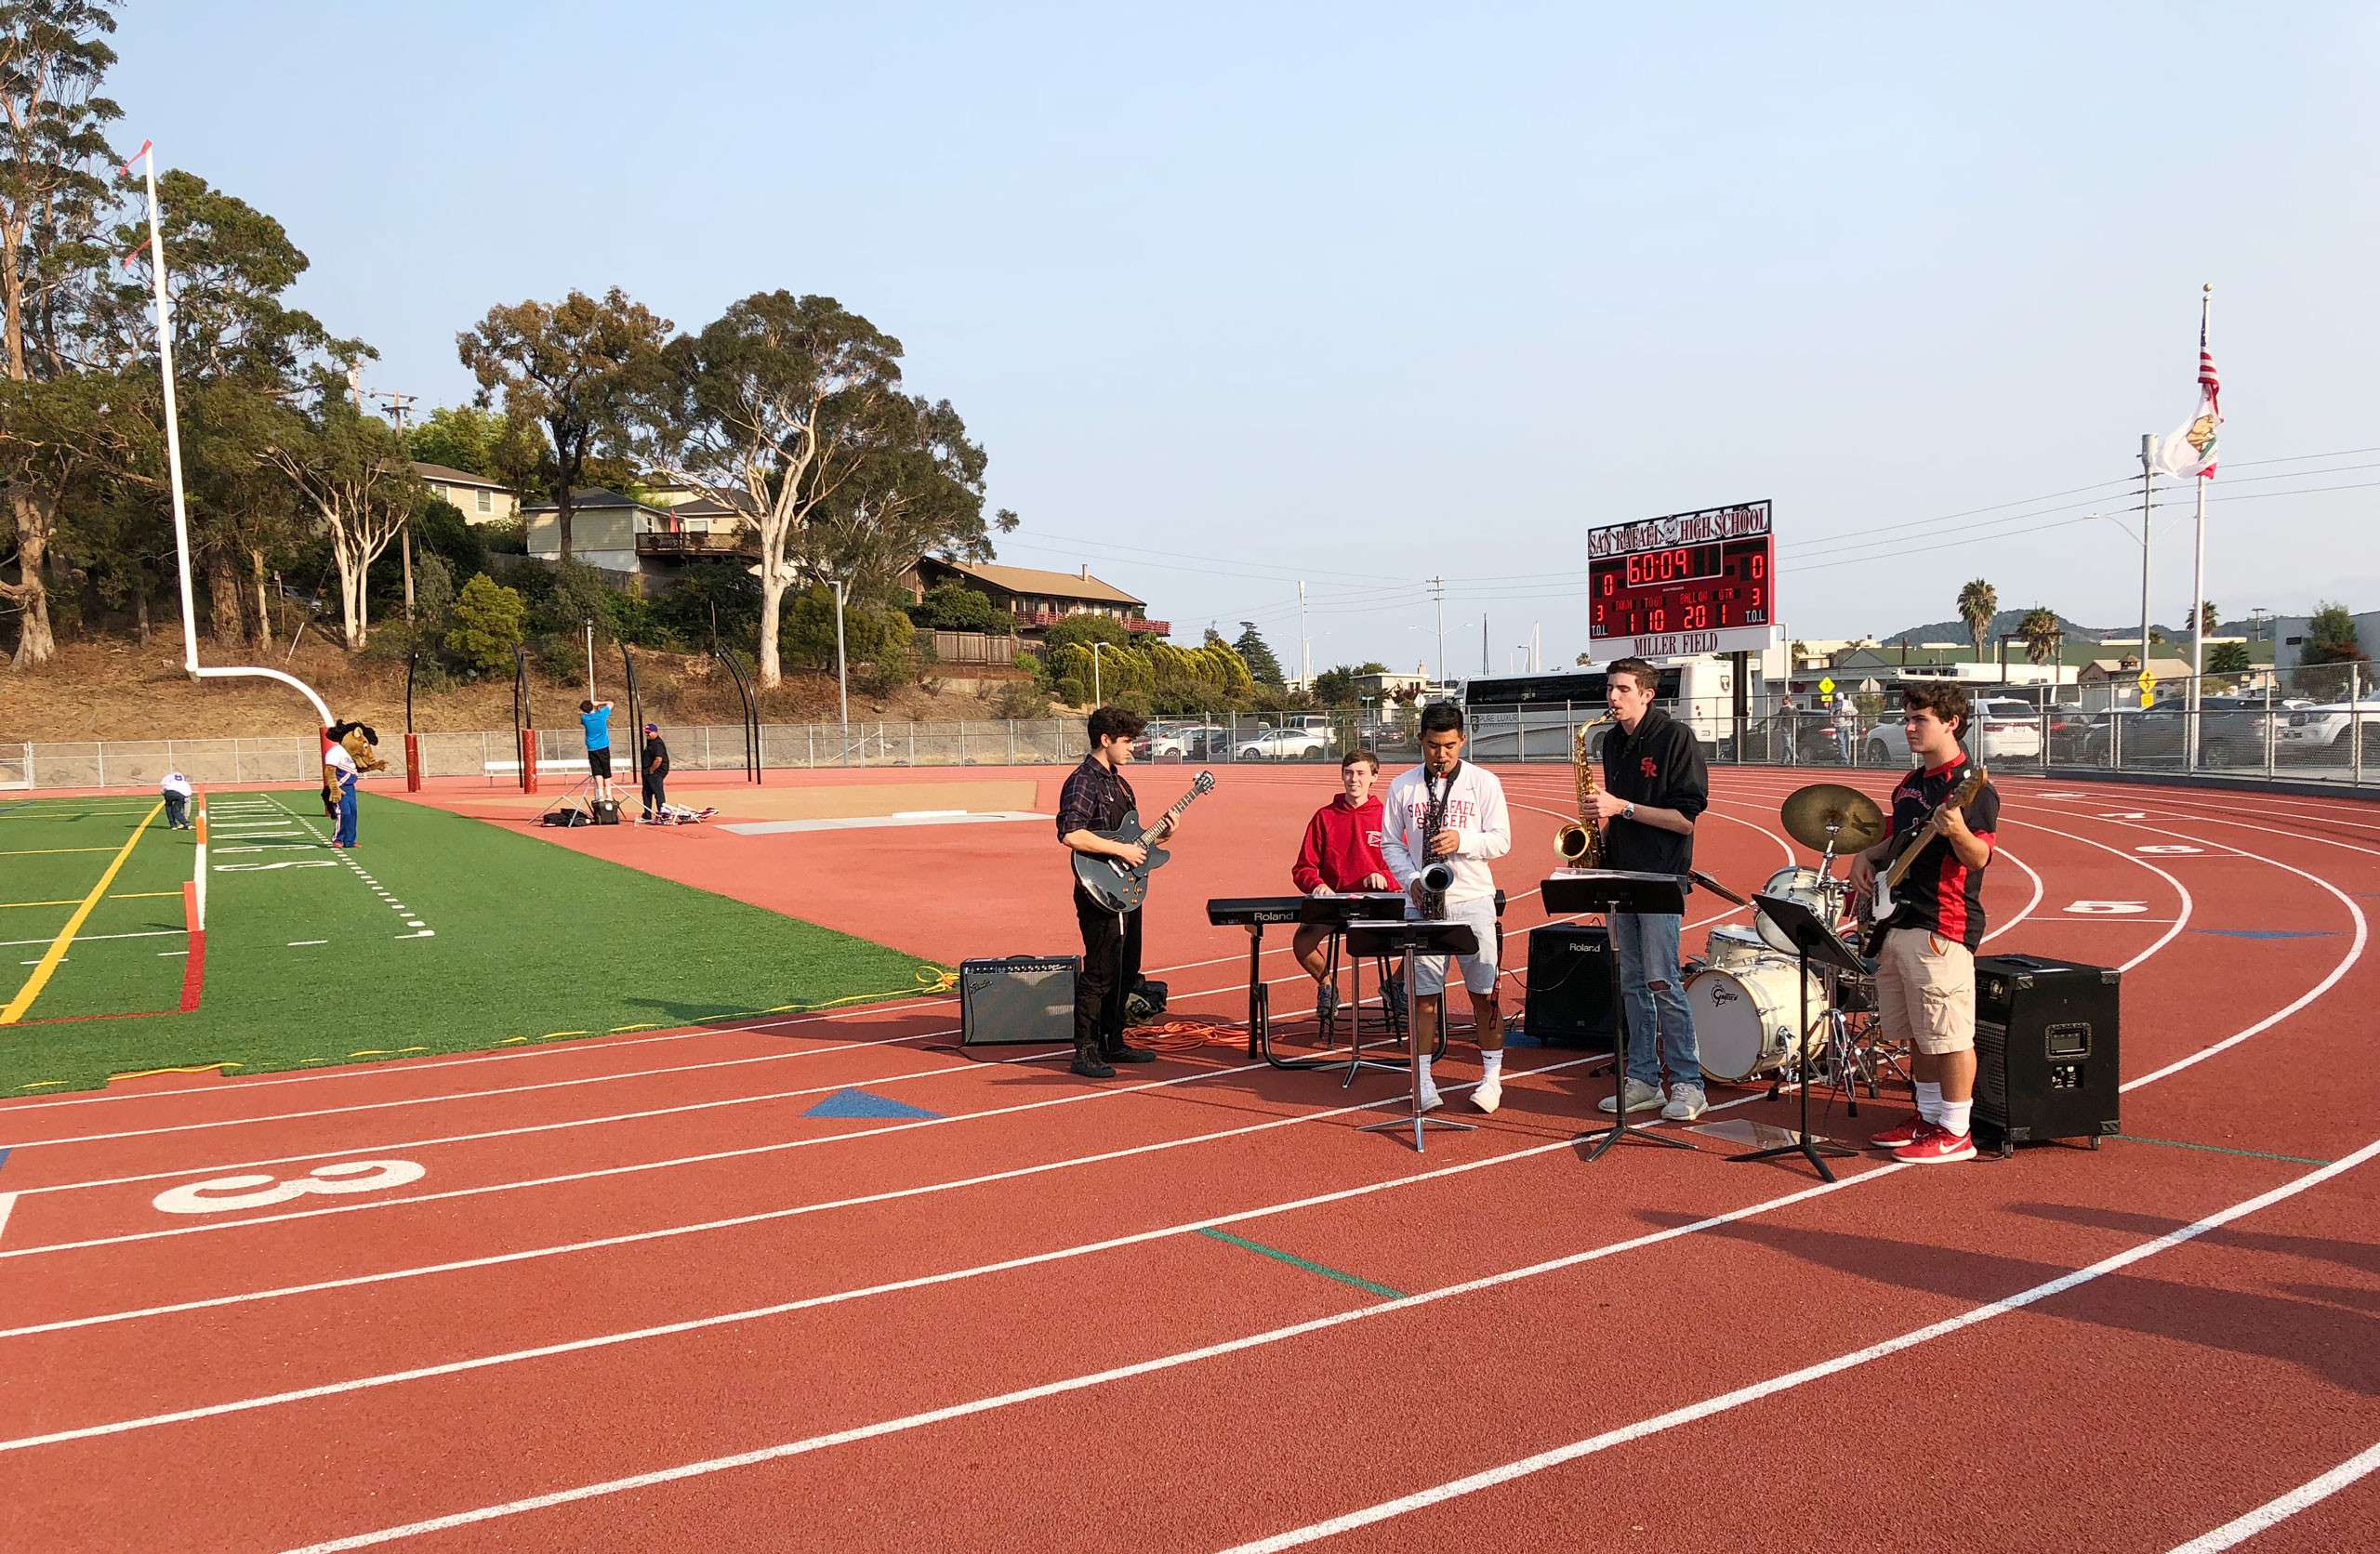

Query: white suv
left=1862, top=697, right=2041, bottom=765
left=1236, top=725, right=1329, bottom=760
left=2277, top=701, right=2380, bottom=761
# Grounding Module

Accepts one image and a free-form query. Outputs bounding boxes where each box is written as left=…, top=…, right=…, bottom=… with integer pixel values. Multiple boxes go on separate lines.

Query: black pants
left=642, top=773, right=666, bottom=817
left=1073, top=889, right=1143, bottom=1058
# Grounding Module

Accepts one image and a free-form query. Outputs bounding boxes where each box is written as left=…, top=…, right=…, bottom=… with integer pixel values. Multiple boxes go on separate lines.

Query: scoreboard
left=1587, top=499, right=1779, bottom=661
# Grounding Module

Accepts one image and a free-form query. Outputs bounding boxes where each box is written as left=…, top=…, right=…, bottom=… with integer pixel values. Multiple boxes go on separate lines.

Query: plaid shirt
left=1056, top=754, right=1135, bottom=843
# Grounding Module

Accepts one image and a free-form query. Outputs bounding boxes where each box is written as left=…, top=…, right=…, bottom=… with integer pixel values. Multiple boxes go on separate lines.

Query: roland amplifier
left=959, top=955, right=1080, bottom=1047
left=1973, top=953, right=2121, bottom=1153
left=1522, top=925, right=1615, bottom=1049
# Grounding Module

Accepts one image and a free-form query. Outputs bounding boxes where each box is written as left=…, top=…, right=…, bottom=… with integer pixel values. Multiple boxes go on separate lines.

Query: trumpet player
left=1591, top=658, right=1712, bottom=1121
left=1382, top=704, right=1513, bottom=1113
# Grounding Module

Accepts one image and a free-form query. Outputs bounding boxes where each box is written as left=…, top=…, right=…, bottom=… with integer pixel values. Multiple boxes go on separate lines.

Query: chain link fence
left=8, top=665, right=2376, bottom=790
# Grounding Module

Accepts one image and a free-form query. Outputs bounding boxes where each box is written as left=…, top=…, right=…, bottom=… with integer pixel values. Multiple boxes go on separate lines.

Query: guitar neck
left=1138, top=782, right=1209, bottom=844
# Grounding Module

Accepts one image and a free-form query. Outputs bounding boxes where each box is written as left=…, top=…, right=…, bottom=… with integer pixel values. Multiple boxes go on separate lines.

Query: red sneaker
left=1892, top=1126, right=1978, bottom=1165
left=1869, top=1114, right=1931, bottom=1150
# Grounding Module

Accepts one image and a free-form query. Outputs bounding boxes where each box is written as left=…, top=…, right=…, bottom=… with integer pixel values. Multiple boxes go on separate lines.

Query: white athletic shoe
left=1474, top=1074, right=1502, bottom=1114
left=1420, top=1085, right=1444, bottom=1113
left=1661, top=1083, right=1707, bottom=1122
left=1597, top=1078, right=1665, bottom=1115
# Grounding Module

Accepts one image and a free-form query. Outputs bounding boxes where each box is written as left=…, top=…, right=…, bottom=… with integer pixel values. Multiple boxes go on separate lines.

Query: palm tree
left=1956, top=579, right=1998, bottom=657
left=2018, top=606, right=2062, bottom=665
left=2200, top=600, right=2219, bottom=636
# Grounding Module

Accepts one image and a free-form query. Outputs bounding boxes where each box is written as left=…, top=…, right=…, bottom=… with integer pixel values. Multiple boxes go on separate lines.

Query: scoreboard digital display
left=1586, top=500, right=1778, bottom=661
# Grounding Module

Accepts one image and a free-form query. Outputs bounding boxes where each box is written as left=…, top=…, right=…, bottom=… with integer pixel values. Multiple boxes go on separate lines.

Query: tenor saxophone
left=1552, top=714, right=1620, bottom=868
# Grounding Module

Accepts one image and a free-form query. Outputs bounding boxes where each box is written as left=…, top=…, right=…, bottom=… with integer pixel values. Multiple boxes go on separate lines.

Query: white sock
left=1914, top=1081, right=1944, bottom=1125
left=1418, top=1054, right=1435, bottom=1090
left=1939, top=1098, right=1973, bottom=1137
left=1480, top=1049, right=1503, bottom=1080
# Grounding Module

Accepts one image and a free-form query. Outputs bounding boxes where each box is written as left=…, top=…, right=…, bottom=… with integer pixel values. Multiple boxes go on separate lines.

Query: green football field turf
left=0, top=791, right=943, bottom=1095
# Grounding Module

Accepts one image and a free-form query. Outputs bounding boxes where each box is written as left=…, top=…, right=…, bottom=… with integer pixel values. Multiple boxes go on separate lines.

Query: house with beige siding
left=412, top=462, right=521, bottom=524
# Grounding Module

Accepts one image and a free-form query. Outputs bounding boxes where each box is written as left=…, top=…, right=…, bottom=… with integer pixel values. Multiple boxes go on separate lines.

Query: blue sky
left=114, top=2, right=2380, bottom=673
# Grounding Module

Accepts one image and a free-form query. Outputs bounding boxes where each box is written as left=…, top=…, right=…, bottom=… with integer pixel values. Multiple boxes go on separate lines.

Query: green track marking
left=1198, top=1228, right=1406, bottom=1299
left=2114, top=1133, right=2332, bottom=1167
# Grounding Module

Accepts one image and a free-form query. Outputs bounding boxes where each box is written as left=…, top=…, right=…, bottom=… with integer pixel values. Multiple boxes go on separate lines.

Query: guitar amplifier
left=1522, top=925, right=1616, bottom=1049
left=959, top=956, right=1080, bottom=1047
left=1973, top=953, right=2121, bottom=1152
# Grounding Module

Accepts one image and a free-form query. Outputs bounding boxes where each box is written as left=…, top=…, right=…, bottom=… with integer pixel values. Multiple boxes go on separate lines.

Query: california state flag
left=2157, top=334, right=2222, bottom=480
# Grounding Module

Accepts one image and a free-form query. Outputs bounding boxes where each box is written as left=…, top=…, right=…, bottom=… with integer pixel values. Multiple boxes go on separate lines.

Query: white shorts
left=1408, top=894, right=1501, bottom=996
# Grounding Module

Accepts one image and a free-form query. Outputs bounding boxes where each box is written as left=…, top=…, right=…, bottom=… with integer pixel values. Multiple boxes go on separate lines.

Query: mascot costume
left=321, top=721, right=388, bottom=848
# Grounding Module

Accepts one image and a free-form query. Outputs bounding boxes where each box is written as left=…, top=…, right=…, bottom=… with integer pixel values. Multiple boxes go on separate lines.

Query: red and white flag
left=2157, top=330, right=2222, bottom=481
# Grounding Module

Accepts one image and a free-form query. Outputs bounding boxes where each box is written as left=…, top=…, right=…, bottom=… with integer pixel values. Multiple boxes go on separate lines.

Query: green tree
left=0, top=0, right=122, bottom=665
left=2017, top=606, right=2061, bottom=665
left=2298, top=600, right=2366, bottom=698
left=258, top=396, right=420, bottom=649
left=443, top=572, right=526, bottom=675
left=2206, top=641, right=2252, bottom=678
left=405, top=402, right=549, bottom=495
left=1309, top=662, right=1386, bottom=707
left=457, top=286, right=669, bottom=565
left=1044, top=612, right=1134, bottom=652
left=2200, top=600, right=2220, bottom=637
left=1956, top=578, right=1997, bottom=658
left=1233, top=621, right=1285, bottom=687
left=780, top=584, right=916, bottom=687
left=653, top=560, right=760, bottom=647
left=910, top=580, right=1012, bottom=633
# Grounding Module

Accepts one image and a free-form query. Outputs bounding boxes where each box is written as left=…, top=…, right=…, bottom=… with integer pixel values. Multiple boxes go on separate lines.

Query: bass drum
left=1690, top=959, right=1823, bottom=1084
left=1756, top=865, right=1851, bottom=955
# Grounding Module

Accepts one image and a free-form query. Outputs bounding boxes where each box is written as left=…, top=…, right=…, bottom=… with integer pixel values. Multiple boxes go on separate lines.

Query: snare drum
left=1690, top=958, right=1824, bottom=1084
left=1702, top=925, right=1771, bottom=973
left=1756, top=865, right=1851, bottom=955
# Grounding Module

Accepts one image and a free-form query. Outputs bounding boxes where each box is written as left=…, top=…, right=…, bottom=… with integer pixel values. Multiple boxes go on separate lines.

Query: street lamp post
left=2086, top=511, right=2152, bottom=687
left=1090, top=640, right=1109, bottom=705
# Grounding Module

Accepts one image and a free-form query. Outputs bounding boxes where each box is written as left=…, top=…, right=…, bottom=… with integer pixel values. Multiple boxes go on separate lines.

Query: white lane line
left=0, top=930, right=178, bottom=950
left=1220, top=1138, right=2380, bottom=1553
left=0, top=1059, right=1646, bottom=1338
left=2165, top=1439, right=2380, bottom=1552
left=8, top=1101, right=1864, bottom=1468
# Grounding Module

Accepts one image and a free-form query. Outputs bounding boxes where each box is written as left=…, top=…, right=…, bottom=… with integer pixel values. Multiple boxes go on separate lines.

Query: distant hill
left=1877, top=609, right=2237, bottom=648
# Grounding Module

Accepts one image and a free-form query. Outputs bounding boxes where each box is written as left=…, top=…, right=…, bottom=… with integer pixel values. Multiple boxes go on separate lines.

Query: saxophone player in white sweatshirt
left=1381, top=703, right=1514, bottom=1113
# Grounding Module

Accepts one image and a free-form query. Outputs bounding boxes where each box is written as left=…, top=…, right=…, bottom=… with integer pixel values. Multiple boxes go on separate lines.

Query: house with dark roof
left=412, top=462, right=521, bottom=525
left=905, top=558, right=1168, bottom=639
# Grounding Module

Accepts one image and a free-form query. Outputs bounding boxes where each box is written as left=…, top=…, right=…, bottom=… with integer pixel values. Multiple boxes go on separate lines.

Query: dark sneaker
left=1071, top=1054, right=1117, bottom=1079
left=1102, top=1043, right=1157, bottom=1064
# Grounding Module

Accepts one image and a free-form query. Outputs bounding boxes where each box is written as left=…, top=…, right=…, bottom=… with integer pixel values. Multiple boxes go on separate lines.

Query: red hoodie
left=1291, top=795, right=1393, bottom=893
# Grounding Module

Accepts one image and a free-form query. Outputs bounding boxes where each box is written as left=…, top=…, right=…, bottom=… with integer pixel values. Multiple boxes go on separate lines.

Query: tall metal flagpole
left=131, top=140, right=334, bottom=726
left=2186, top=283, right=2213, bottom=770
left=2137, top=433, right=2155, bottom=678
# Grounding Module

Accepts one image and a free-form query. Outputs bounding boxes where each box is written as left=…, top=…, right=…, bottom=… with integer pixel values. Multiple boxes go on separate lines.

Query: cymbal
left=1779, top=783, right=1888, bottom=853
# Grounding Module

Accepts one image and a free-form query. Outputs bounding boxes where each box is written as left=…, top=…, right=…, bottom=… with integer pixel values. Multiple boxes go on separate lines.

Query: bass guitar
left=1073, top=770, right=1217, bottom=913
left=1858, top=764, right=1991, bottom=955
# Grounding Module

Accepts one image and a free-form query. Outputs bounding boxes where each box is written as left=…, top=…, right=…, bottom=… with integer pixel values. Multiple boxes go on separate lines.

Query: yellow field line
left=0, top=800, right=165, bottom=1025
left=0, top=892, right=177, bottom=910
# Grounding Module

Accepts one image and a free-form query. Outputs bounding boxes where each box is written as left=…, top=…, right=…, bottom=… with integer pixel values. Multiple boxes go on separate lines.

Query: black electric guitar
left=1858, top=764, right=1991, bottom=955
left=1073, top=770, right=1217, bottom=913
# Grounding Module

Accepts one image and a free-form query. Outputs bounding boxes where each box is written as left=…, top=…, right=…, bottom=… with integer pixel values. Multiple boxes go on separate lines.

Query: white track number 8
left=152, top=1160, right=426, bottom=1216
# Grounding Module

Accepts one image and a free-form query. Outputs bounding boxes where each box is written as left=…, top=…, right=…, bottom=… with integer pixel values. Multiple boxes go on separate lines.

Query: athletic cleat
left=1869, top=1114, right=1932, bottom=1150
left=1892, top=1125, right=1978, bottom=1165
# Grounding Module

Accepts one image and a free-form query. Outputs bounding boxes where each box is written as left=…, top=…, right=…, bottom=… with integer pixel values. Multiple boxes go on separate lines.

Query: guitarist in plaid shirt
left=1057, top=705, right=1184, bottom=1079
left=1850, top=683, right=2000, bottom=1165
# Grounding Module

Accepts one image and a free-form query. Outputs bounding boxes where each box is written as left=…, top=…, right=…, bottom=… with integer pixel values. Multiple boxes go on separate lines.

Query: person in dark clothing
left=1055, top=705, right=1187, bottom=1078
left=640, top=723, right=670, bottom=821
left=1590, top=656, right=1712, bottom=1120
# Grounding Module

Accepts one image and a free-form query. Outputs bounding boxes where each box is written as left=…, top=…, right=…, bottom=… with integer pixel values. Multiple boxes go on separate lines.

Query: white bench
left=482, top=759, right=602, bottom=776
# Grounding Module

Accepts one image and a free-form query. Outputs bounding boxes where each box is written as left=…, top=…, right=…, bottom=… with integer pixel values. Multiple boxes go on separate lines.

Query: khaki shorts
left=1876, top=928, right=1976, bottom=1056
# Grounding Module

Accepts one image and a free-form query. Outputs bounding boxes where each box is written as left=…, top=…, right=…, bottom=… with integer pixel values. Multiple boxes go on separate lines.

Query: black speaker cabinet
left=1973, top=953, right=2121, bottom=1154
left=959, top=955, right=1080, bottom=1047
left=1523, top=925, right=1615, bottom=1049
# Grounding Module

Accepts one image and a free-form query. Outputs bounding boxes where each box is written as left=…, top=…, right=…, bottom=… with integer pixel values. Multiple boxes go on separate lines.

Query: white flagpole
left=131, top=141, right=334, bottom=726
left=2186, top=283, right=2212, bottom=770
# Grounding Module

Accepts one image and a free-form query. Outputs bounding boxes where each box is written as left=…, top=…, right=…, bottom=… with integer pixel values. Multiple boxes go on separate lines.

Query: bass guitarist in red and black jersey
left=1850, top=682, right=2001, bottom=1165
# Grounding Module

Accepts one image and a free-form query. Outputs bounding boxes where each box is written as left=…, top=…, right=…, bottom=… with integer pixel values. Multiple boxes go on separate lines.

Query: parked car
left=1971, top=697, right=2043, bottom=761
left=1236, top=725, right=1329, bottom=760
left=2060, top=696, right=2307, bottom=767
left=2277, top=700, right=2380, bottom=762
left=1140, top=723, right=1233, bottom=760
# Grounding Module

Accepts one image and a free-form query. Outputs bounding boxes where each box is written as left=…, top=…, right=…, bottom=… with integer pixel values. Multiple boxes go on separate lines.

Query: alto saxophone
left=1553, top=714, right=1620, bottom=869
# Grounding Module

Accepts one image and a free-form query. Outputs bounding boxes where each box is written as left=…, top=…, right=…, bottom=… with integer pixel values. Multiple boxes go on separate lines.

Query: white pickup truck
left=2276, top=700, right=2380, bottom=761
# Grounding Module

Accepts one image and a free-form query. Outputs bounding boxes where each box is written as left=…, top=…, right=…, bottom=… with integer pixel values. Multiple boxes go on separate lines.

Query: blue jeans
left=1613, top=912, right=1699, bottom=1088
left=335, top=784, right=358, bottom=847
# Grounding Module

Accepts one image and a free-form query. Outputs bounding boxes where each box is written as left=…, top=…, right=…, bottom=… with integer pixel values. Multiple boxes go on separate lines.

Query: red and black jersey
left=1884, top=757, right=2000, bottom=950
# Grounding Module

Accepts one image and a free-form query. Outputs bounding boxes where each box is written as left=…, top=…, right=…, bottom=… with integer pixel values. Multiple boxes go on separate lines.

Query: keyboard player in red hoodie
left=1289, top=748, right=1396, bottom=1027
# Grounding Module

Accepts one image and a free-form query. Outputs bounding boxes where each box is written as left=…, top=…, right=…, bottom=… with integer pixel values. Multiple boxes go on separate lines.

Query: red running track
left=2, top=768, right=2374, bottom=1551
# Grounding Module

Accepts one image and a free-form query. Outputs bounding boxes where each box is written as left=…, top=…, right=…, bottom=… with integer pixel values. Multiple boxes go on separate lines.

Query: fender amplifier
left=960, top=955, right=1080, bottom=1047
left=1973, top=953, right=2121, bottom=1154
left=1522, top=925, right=1615, bottom=1049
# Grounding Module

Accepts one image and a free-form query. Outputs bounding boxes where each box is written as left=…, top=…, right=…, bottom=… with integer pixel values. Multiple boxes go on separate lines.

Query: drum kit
left=1687, top=783, right=1905, bottom=1099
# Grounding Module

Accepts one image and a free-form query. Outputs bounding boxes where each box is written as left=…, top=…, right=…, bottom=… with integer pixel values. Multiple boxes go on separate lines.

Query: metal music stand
left=1730, top=891, right=1865, bottom=1180
left=1542, top=870, right=1697, bottom=1161
left=1345, top=918, right=1480, bottom=1152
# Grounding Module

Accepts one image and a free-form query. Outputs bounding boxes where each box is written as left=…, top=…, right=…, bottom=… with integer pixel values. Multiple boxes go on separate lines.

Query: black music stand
left=1345, top=918, right=1479, bottom=1152
left=1542, top=870, right=1697, bottom=1161
left=1728, top=891, right=1864, bottom=1180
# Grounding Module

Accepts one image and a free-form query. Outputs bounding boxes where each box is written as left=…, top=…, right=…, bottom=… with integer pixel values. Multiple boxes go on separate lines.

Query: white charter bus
left=1458, top=658, right=1736, bottom=761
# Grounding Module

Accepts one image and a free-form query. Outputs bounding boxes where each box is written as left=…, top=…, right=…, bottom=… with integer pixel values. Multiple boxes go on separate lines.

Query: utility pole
left=1479, top=612, right=1488, bottom=675
left=2137, top=432, right=2157, bottom=677
left=1427, top=577, right=1445, bottom=687
left=1297, top=581, right=1310, bottom=689
left=373, top=388, right=420, bottom=622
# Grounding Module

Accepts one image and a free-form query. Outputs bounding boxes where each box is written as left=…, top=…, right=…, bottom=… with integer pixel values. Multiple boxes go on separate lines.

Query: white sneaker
left=1597, top=1078, right=1664, bottom=1115
left=1474, top=1074, right=1502, bottom=1114
left=1420, top=1085, right=1444, bottom=1113
left=1661, top=1083, right=1707, bottom=1122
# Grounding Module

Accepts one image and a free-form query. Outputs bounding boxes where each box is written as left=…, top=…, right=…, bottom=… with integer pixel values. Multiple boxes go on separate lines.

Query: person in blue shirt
left=579, top=699, right=615, bottom=806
